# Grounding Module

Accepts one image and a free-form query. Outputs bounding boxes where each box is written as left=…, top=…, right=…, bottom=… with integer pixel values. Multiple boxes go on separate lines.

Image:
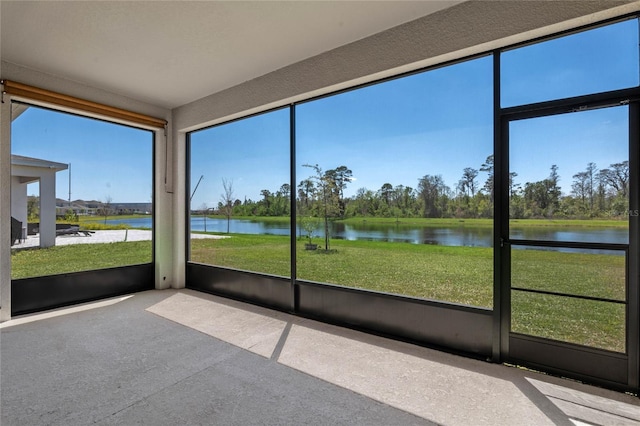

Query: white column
left=39, top=171, right=56, bottom=248
left=1, top=98, right=12, bottom=321
left=10, top=177, right=28, bottom=228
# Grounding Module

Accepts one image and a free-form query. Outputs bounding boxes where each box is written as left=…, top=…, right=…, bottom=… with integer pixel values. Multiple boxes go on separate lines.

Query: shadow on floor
left=2, top=289, right=639, bottom=425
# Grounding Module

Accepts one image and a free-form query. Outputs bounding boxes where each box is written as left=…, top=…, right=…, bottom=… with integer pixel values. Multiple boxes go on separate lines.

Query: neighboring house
left=11, top=155, right=68, bottom=247
left=112, top=202, right=152, bottom=215
left=55, top=199, right=100, bottom=217
left=54, top=200, right=152, bottom=217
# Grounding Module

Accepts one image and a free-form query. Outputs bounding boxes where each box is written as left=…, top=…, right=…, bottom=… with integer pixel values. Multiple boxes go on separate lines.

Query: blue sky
left=11, top=19, right=638, bottom=207
left=510, top=107, right=628, bottom=189
left=12, top=108, right=153, bottom=203
left=294, top=56, right=493, bottom=199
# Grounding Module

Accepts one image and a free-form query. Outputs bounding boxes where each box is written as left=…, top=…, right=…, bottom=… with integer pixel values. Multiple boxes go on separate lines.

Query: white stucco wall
left=38, top=169, right=57, bottom=248
left=11, top=163, right=64, bottom=248
left=10, top=176, right=27, bottom=231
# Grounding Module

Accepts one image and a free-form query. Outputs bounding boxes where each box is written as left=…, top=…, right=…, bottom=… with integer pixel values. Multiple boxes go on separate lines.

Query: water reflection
left=337, top=222, right=493, bottom=246
left=106, top=216, right=628, bottom=251
left=509, top=227, right=628, bottom=244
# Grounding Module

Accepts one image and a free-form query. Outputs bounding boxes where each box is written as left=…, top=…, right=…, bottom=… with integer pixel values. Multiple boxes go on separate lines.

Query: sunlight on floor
left=527, top=377, right=640, bottom=425
left=0, top=295, right=134, bottom=329
left=146, top=291, right=288, bottom=358
left=146, top=290, right=553, bottom=425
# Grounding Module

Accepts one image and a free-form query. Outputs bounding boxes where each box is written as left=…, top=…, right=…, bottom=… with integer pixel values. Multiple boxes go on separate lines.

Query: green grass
left=191, top=233, right=292, bottom=277
left=190, top=233, right=626, bottom=352
left=511, top=249, right=625, bottom=300
left=11, top=231, right=627, bottom=352
left=11, top=241, right=152, bottom=279
left=78, top=223, right=133, bottom=230
left=55, top=215, right=149, bottom=230
left=78, top=214, right=150, bottom=223
left=510, top=248, right=626, bottom=352
left=300, top=240, right=494, bottom=306
left=511, top=292, right=625, bottom=352
left=192, top=234, right=494, bottom=306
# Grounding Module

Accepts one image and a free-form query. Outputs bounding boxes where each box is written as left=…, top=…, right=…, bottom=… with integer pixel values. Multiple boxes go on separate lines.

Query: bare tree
left=221, top=178, right=234, bottom=233
left=200, top=203, right=208, bottom=232
left=101, top=195, right=113, bottom=224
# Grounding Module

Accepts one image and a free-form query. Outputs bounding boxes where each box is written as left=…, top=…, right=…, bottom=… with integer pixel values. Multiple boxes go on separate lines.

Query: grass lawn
left=56, top=215, right=152, bottom=230
left=191, top=233, right=626, bottom=352
left=11, top=241, right=152, bottom=279
left=11, top=232, right=626, bottom=352
left=77, top=214, right=150, bottom=223
left=510, top=248, right=625, bottom=352
left=191, top=234, right=494, bottom=306
left=511, top=292, right=625, bottom=352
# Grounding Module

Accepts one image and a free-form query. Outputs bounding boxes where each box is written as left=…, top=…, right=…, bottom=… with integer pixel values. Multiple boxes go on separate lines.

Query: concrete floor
left=1, top=289, right=639, bottom=425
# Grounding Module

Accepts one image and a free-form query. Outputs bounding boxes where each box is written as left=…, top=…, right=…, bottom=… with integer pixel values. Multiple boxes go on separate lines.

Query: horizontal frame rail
left=511, top=287, right=627, bottom=304
left=500, top=87, right=640, bottom=121
left=507, top=238, right=628, bottom=252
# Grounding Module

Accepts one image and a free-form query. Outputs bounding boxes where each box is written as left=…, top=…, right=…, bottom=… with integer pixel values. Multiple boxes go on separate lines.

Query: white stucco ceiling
left=1, top=1, right=463, bottom=109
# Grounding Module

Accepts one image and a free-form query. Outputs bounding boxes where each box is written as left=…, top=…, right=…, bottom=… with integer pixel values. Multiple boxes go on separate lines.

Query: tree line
left=214, top=156, right=629, bottom=221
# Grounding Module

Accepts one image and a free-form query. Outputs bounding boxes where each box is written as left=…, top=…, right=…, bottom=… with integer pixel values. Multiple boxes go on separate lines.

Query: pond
left=104, top=216, right=629, bottom=250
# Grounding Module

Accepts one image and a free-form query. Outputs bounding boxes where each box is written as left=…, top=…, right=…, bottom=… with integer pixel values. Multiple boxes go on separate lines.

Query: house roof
left=11, top=155, right=69, bottom=172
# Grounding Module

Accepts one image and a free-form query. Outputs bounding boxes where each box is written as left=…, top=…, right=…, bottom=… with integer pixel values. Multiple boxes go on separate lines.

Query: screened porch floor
left=1, top=289, right=639, bottom=425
